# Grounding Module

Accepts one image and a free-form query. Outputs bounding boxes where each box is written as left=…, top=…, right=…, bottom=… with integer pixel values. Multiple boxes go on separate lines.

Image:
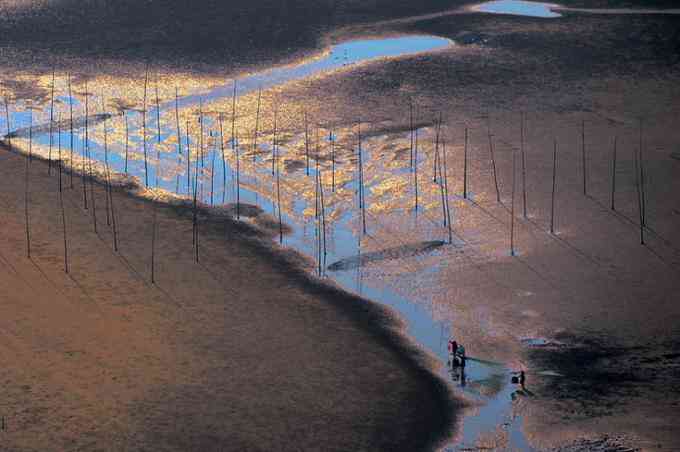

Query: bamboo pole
left=610, top=137, right=617, bottom=211
left=25, top=105, right=31, bottom=259
left=639, top=119, right=646, bottom=227
left=155, top=78, right=161, bottom=145
left=235, top=129, right=240, bottom=219
left=272, top=105, right=278, bottom=213
left=330, top=128, right=335, bottom=192
left=521, top=113, right=527, bottom=217
left=438, top=133, right=447, bottom=227
left=463, top=126, right=469, bottom=199
left=305, top=111, right=310, bottom=176
left=59, top=157, right=69, bottom=274
left=582, top=118, right=587, bottom=196
left=218, top=113, right=227, bottom=203
left=409, top=99, right=414, bottom=169
left=68, top=73, right=74, bottom=189
left=124, top=111, right=129, bottom=175
left=510, top=150, right=516, bottom=256
left=174, top=88, right=181, bottom=193
left=186, top=119, right=192, bottom=196
left=433, top=112, right=441, bottom=183
left=151, top=200, right=157, bottom=282
left=3, top=97, right=10, bottom=151
left=85, top=83, right=97, bottom=234
left=276, top=130, right=283, bottom=244
left=319, top=168, right=327, bottom=268
left=634, top=148, right=644, bottom=245
left=550, top=139, right=557, bottom=235
left=358, top=121, right=366, bottom=234
left=442, top=138, right=452, bottom=244
left=102, top=109, right=118, bottom=251
left=487, top=120, right=500, bottom=203
left=58, top=113, right=63, bottom=193
left=231, top=80, right=236, bottom=171
left=48, top=69, right=55, bottom=175
left=101, top=97, right=110, bottom=226
left=414, top=126, right=419, bottom=212
left=82, top=81, right=89, bottom=210
left=143, top=65, right=149, bottom=187
left=253, top=87, right=261, bottom=160
left=199, top=100, right=204, bottom=200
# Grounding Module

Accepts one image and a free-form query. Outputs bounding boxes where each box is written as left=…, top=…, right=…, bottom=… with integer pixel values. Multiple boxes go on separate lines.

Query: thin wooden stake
left=235, top=129, right=240, bottom=219
left=639, top=119, right=646, bottom=227
left=488, top=120, right=500, bottom=203
left=511, top=150, right=516, bottom=256
left=218, top=113, right=227, bottom=203
left=463, top=126, right=469, bottom=199
left=174, top=88, right=181, bottom=193
left=231, top=79, right=237, bottom=167
left=438, top=133, right=447, bottom=227
left=409, top=99, right=414, bottom=169
left=186, top=120, right=192, bottom=196
left=611, top=137, right=617, bottom=211
left=82, top=82, right=89, bottom=210
left=521, top=113, right=527, bottom=217
left=101, top=96, right=110, bottom=226
left=634, top=148, right=644, bottom=245
left=59, top=165, right=69, bottom=274
left=330, top=128, right=335, bottom=192
left=124, top=111, right=129, bottom=175
left=151, top=201, right=157, bottom=282
left=414, top=126, right=419, bottom=212
left=57, top=113, right=63, bottom=193
left=358, top=121, right=366, bottom=234
left=305, top=111, right=310, bottom=176
left=550, top=139, right=557, bottom=235
left=68, top=73, right=74, bottom=189
left=85, top=83, right=97, bottom=234
left=143, top=65, right=149, bottom=187
left=155, top=78, right=161, bottom=144
left=443, top=138, right=452, bottom=244
left=25, top=106, right=31, bottom=258
left=319, top=168, right=327, bottom=269
left=433, top=112, right=441, bottom=183
left=582, top=118, right=587, bottom=196
left=48, top=69, right=55, bottom=175
left=275, top=132, right=283, bottom=244
left=253, top=87, right=261, bottom=159
left=3, top=97, right=10, bottom=151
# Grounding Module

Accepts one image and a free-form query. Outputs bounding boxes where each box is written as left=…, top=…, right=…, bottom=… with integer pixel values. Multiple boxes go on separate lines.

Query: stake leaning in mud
left=488, top=119, right=501, bottom=203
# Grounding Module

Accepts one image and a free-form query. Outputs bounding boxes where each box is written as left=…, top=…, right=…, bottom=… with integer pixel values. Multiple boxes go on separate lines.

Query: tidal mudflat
left=2, top=1, right=680, bottom=451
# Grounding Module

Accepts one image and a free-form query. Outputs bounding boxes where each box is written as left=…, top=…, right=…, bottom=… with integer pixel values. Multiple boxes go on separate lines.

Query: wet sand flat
left=0, top=144, right=455, bottom=451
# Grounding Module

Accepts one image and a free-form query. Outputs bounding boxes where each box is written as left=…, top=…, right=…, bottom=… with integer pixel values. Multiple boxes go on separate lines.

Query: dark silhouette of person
left=519, top=370, right=526, bottom=389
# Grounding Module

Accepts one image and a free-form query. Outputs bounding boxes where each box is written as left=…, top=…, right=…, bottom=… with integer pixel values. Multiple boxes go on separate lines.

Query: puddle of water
left=472, top=0, right=562, bottom=18
left=1, top=33, right=528, bottom=451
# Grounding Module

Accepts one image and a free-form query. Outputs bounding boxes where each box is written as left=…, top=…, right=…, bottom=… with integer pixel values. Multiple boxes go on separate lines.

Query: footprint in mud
left=327, top=240, right=446, bottom=271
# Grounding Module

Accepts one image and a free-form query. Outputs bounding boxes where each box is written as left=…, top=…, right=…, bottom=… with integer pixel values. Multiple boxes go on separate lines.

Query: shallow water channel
left=3, top=34, right=538, bottom=450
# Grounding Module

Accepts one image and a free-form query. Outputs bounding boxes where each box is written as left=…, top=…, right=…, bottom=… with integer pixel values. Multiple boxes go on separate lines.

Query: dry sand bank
left=0, top=143, right=457, bottom=451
